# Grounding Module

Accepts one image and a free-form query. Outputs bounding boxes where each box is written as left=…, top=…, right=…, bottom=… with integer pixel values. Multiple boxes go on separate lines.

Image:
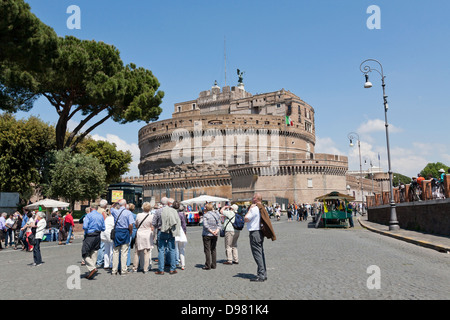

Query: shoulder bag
left=110, top=208, right=125, bottom=241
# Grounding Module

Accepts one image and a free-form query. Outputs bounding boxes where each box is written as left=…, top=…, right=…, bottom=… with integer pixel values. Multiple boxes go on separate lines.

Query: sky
left=16, top=0, right=450, bottom=178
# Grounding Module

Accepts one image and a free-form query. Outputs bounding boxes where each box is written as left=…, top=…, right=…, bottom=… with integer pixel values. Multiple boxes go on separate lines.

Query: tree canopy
left=0, top=113, right=56, bottom=200
left=47, top=148, right=107, bottom=209
left=1, top=2, right=164, bottom=150
left=420, top=162, right=449, bottom=180
left=0, top=0, right=58, bottom=112
left=78, top=138, right=133, bottom=185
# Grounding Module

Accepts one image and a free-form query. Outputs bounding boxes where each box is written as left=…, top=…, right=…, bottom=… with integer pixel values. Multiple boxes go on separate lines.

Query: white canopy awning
left=24, top=199, right=70, bottom=210
left=181, top=195, right=230, bottom=205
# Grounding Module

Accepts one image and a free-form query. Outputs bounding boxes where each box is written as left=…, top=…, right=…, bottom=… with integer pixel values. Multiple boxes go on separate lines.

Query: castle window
left=307, top=179, right=313, bottom=188
left=192, top=103, right=196, bottom=110
left=177, top=106, right=181, bottom=112
left=208, top=120, right=222, bottom=125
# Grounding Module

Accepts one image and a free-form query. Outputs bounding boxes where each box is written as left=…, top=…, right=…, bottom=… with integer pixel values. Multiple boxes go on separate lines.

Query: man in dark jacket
left=82, top=204, right=105, bottom=279
left=244, top=193, right=276, bottom=282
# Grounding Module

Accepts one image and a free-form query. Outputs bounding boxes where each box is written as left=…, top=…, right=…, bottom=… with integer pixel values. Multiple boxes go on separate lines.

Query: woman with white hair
left=31, top=211, right=47, bottom=266
left=132, top=202, right=154, bottom=273
left=100, top=208, right=114, bottom=270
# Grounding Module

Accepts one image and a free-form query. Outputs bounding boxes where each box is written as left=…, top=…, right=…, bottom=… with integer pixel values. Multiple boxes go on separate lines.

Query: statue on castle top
left=237, top=69, right=244, bottom=84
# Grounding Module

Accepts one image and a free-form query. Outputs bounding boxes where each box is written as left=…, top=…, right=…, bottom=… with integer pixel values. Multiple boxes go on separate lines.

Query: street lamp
left=348, top=132, right=364, bottom=213
left=364, top=158, right=375, bottom=196
left=360, top=59, right=399, bottom=231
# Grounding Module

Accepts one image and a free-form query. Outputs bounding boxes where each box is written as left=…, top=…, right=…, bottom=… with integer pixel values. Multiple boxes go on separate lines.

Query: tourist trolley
left=313, top=191, right=355, bottom=228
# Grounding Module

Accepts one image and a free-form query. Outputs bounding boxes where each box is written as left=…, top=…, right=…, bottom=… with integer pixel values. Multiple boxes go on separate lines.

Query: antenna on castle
left=224, top=36, right=227, bottom=87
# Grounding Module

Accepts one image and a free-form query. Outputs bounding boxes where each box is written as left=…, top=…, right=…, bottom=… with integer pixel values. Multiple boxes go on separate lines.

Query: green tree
left=79, top=138, right=133, bottom=184
left=392, top=172, right=412, bottom=187
left=0, top=0, right=58, bottom=112
left=420, top=162, right=449, bottom=180
left=1, top=33, right=164, bottom=150
left=47, top=148, right=107, bottom=209
left=0, top=113, right=56, bottom=201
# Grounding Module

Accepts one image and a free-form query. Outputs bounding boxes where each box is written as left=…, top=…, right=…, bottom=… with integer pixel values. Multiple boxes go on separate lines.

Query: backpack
left=232, top=213, right=245, bottom=230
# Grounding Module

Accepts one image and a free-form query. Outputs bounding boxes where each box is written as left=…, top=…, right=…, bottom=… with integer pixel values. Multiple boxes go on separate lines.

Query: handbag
left=220, top=217, right=232, bottom=237
left=175, top=227, right=188, bottom=243
left=28, top=233, right=36, bottom=245
left=110, top=208, right=125, bottom=241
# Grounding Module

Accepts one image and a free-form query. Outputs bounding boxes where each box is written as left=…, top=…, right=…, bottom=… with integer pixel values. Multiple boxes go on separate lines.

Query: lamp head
left=364, top=74, right=373, bottom=88
left=349, top=139, right=354, bottom=147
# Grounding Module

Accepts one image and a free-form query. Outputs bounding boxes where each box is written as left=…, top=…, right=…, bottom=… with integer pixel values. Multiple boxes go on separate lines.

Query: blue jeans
left=49, top=228, right=59, bottom=242
left=127, top=229, right=136, bottom=267
left=96, top=241, right=105, bottom=266
left=19, top=230, right=28, bottom=250
left=157, top=231, right=176, bottom=272
left=5, top=229, right=13, bottom=246
left=66, top=226, right=73, bottom=245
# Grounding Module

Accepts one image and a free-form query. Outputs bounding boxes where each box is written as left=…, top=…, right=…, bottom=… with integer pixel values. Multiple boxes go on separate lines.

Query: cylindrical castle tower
left=130, top=84, right=348, bottom=204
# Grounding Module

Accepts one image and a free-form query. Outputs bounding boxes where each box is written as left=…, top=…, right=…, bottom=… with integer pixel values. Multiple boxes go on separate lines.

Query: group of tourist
left=409, top=168, right=448, bottom=201
left=0, top=192, right=277, bottom=282
left=81, top=193, right=275, bottom=281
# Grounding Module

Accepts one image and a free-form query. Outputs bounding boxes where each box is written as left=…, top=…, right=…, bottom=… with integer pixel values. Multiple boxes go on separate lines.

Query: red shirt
left=64, top=214, right=74, bottom=227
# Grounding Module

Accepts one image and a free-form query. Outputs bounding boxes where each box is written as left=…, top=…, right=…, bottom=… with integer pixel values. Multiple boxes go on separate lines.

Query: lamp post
left=360, top=59, right=399, bottom=231
left=364, top=158, right=375, bottom=196
left=348, top=132, right=364, bottom=213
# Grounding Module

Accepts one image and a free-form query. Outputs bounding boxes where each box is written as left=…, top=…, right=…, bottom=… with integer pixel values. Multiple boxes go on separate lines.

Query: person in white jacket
left=32, top=212, right=47, bottom=266
left=100, top=209, right=115, bottom=269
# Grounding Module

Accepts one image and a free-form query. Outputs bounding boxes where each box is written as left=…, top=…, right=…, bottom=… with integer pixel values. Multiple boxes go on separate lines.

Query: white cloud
left=91, top=133, right=140, bottom=177
left=357, top=119, right=402, bottom=134
left=315, top=136, right=343, bottom=155
left=389, top=146, right=429, bottom=177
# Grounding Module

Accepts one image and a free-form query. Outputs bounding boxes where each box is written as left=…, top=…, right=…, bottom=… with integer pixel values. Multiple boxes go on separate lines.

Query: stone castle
left=123, top=81, right=350, bottom=205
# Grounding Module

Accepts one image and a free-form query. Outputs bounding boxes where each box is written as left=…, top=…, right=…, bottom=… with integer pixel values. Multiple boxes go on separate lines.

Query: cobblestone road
left=1, top=217, right=449, bottom=300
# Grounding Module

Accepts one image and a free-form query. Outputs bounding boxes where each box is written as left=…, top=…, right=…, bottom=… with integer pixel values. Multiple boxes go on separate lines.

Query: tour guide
left=244, top=193, right=276, bottom=282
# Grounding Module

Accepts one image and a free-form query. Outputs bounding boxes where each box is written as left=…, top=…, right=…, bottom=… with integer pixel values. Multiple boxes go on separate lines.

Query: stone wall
left=368, top=199, right=450, bottom=236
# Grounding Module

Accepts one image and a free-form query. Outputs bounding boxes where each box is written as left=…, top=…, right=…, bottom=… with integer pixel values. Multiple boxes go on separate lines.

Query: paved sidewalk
left=357, top=215, right=450, bottom=253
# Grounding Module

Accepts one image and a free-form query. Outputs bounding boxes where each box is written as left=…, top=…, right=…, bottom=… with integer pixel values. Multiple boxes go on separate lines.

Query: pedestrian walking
left=24, top=212, right=35, bottom=252
left=46, top=212, right=60, bottom=242
left=132, top=202, right=154, bottom=274
left=202, top=203, right=221, bottom=270
left=5, top=213, right=15, bottom=247
left=58, top=212, right=67, bottom=245
left=32, top=212, right=47, bottom=266
left=81, top=203, right=105, bottom=279
left=12, top=212, right=22, bottom=250
left=244, top=193, right=276, bottom=282
left=64, top=211, right=75, bottom=245
left=0, top=212, right=6, bottom=250
left=220, top=204, right=240, bottom=265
